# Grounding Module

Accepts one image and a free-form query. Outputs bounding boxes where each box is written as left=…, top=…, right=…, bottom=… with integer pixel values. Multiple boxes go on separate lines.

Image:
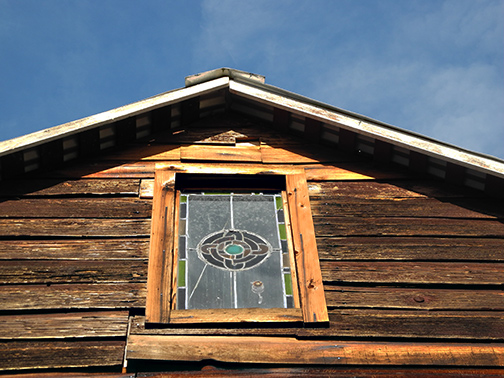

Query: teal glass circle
left=225, top=244, right=244, bottom=255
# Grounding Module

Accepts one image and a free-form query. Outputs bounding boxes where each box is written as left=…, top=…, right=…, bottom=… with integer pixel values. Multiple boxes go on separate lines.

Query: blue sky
left=1, top=0, right=503, bottom=158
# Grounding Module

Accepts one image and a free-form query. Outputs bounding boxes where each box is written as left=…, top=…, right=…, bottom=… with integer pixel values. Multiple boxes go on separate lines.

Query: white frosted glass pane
left=179, top=192, right=291, bottom=310
left=232, top=195, right=279, bottom=249
left=186, top=195, right=230, bottom=249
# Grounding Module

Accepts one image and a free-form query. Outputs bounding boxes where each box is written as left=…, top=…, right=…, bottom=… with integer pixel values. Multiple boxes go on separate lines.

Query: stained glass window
left=177, top=191, right=294, bottom=310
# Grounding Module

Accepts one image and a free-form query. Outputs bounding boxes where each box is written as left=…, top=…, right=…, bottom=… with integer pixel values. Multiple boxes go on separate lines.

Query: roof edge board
left=229, top=80, right=504, bottom=179
left=231, top=75, right=500, bottom=158
left=231, top=77, right=504, bottom=164
left=0, top=77, right=230, bottom=158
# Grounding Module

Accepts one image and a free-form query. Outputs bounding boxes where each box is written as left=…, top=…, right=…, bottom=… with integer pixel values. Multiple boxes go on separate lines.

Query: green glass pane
left=284, top=273, right=293, bottom=295
left=180, top=195, right=187, bottom=203
left=178, top=260, right=186, bottom=287
left=278, top=223, right=287, bottom=240
left=275, top=196, right=283, bottom=210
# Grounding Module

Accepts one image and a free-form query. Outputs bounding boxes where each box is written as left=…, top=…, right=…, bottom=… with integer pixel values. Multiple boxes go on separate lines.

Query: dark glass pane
left=178, top=236, right=186, bottom=259
left=286, top=296, right=294, bottom=309
left=180, top=203, right=187, bottom=218
left=277, top=209, right=284, bottom=223
left=177, top=288, right=186, bottom=310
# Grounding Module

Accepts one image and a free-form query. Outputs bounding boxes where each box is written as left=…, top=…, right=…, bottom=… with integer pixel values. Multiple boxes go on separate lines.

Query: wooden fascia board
left=229, top=80, right=504, bottom=179
left=0, top=77, right=230, bottom=158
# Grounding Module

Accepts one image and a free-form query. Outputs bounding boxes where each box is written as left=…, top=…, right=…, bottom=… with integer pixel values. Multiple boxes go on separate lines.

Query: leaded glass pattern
left=177, top=191, right=294, bottom=310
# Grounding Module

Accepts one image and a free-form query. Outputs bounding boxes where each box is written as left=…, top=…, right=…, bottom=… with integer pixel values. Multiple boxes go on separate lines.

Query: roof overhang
left=1, top=68, right=503, bottom=190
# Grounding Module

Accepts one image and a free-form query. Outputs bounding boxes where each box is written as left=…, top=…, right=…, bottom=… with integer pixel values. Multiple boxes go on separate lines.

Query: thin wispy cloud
left=194, top=0, right=504, bottom=158
left=1, top=0, right=502, bottom=159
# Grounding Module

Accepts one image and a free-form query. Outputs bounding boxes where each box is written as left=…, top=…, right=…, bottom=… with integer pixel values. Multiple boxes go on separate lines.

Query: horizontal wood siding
left=1, top=113, right=502, bottom=371
left=310, top=177, right=504, bottom=343
left=0, top=340, right=125, bottom=371
left=0, top=177, right=146, bottom=370
left=0, top=312, right=129, bottom=339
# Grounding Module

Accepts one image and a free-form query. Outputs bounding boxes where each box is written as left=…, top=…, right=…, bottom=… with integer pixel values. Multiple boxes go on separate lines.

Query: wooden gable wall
left=0, top=111, right=503, bottom=374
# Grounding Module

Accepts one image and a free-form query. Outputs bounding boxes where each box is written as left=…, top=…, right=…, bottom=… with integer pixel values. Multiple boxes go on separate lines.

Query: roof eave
left=0, top=67, right=502, bottom=181
left=0, top=76, right=230, bottom=158
left=228, top=79, right=504, bottom=179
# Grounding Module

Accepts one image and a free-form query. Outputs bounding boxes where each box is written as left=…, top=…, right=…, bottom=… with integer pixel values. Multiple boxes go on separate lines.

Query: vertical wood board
left=146, top=170, right=176, bottom=323
left=286, top=173, right=328, bottom=324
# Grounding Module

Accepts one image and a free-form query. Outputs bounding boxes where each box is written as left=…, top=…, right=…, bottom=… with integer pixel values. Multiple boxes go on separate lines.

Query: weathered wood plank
left=0, top=311, right=129, bottom=339
left=261, top=144, right=345, bottom=164
left=0, top=239, right=149, bottom=260
left=129, top=315, right=299, bottom=338
left=324, top=286, right=504, bottom=310
left=304, top=163, right=410, bottom=181
left=67, top=162, right=405, bottom=181
left=168, top=308, right=302, bottom=324
left=0, top=283, right=146, bottom=310
left=181, top=145, right=262, bottom=162
left=321, top=261, right=504, bottom=285
left=154, top=162, right=303, bottom=176
left=165, top=124, right=303, bottom=145
left=286, top=173, right=328, bottom=324
left=127, top=334, right=504, bottom=366
left=164, top=126, right=276, bottom=144
left=0, top=219, right=151, bottom=237
left=0, top=372, right=133, bottom=378
left=307, top=180, right=476, bottom=199
left=50, top=161, right=157, bottom=179
left=103, top=144, right=181, bottom=161
left=0, top=260, right=147, bottom=284
left=316, top=237, right=504, bottom=261
left=0, top=340, right=124, bottom=370
left=0, top=179, right=141, bottom=197
left=103, top=367, right=504, bottom=378
left=139, top=179, right=154, bottom=198
left=314, top=217, right=504, bottom=237
left=316, top=310, right=504, bottom=340
left=0, top=198, right=152, bottom=218
left=130, top=310, right=504, bottom=340
left=146, top=170, right=176, bottom=324
left=310, top=198, right=500, bottom=219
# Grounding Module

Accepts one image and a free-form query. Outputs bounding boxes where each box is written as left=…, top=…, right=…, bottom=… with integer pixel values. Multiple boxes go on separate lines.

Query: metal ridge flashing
left=0, top=76, right=230, bottom=158
left=228, top=79, right=504, bottom=179
left=185, top=68, right=265, bottom=87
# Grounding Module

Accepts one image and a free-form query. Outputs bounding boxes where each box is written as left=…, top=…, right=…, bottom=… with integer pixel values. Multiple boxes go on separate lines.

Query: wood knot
left=413, top=295, right=425, bottom=303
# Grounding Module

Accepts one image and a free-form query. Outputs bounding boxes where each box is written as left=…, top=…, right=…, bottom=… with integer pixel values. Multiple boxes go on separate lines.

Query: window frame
left=145, top=166, right=328, bottom=326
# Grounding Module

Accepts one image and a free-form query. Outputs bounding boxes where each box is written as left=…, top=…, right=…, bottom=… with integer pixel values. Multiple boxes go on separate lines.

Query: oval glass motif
left=197, top=229, right=271, bottom=271
left=225, top=244, right=244, bottom=255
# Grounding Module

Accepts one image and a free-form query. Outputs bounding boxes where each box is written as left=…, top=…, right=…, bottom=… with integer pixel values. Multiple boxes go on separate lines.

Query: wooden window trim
left=146, top=167, right=328, bottom=326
